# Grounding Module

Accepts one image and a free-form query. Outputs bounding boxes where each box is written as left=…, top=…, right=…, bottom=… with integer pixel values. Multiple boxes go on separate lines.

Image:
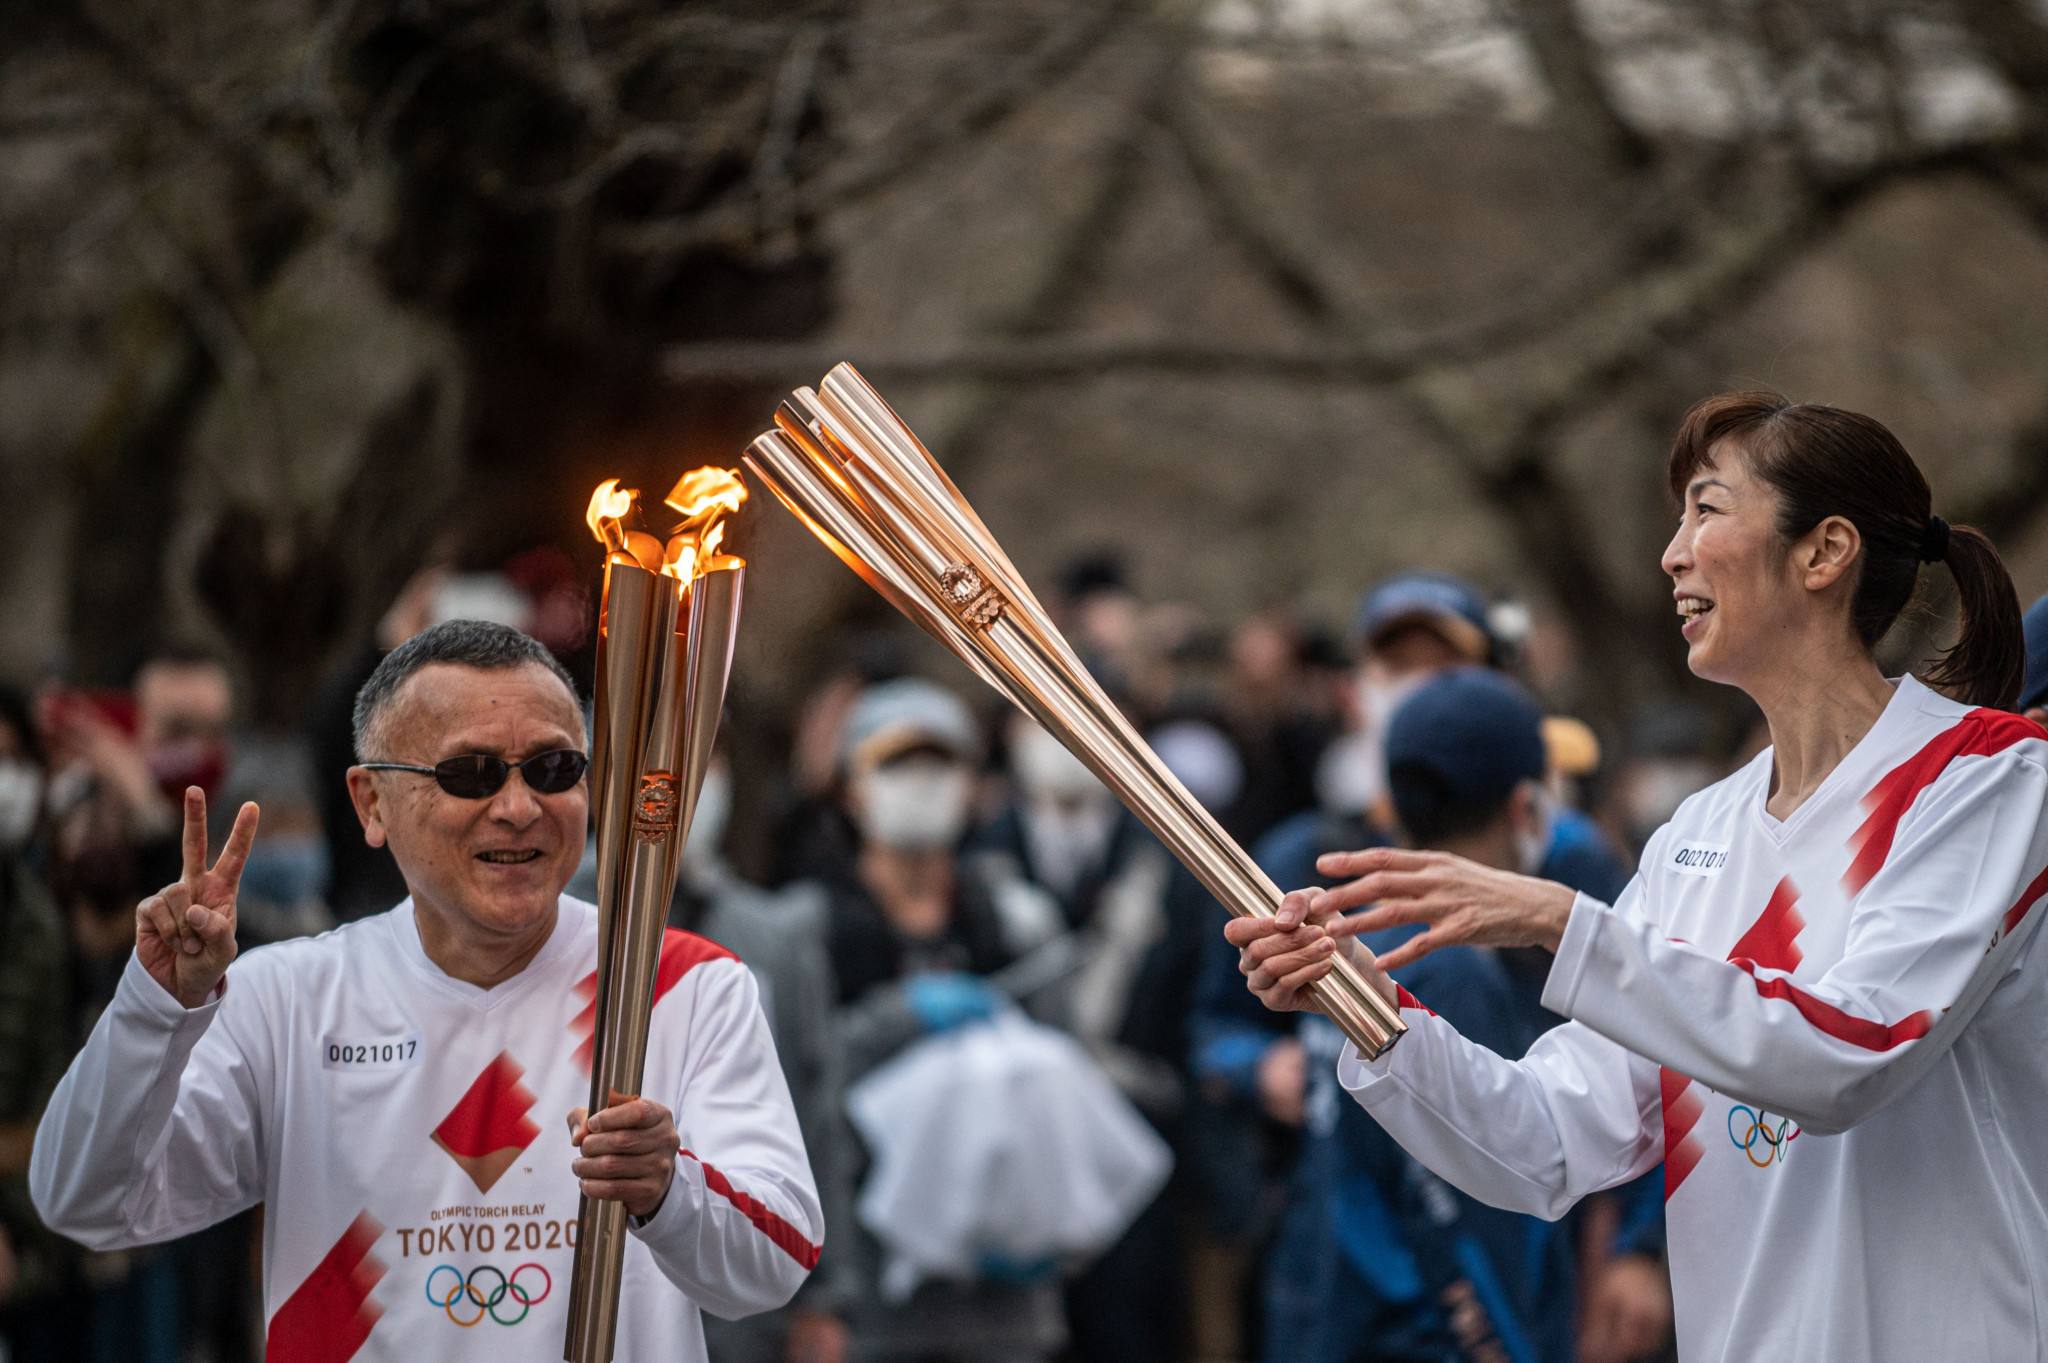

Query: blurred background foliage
left=6, top=0, right=2048, bottom=745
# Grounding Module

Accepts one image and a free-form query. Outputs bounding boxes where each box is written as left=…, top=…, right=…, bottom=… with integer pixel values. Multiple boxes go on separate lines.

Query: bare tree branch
left=1510, top=0, right=1657, bottom=169
left=1951, top=0, right=2048, bottom=137
left=54, top=1, right=340, bottom=230
left=604, top=0, right=1150, bottom=257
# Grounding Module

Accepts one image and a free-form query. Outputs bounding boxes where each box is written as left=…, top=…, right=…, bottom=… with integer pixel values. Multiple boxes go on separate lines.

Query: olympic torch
left=741, top=364, right=1403, bottom=1060
left=565, top=470, right=748, bottom=1363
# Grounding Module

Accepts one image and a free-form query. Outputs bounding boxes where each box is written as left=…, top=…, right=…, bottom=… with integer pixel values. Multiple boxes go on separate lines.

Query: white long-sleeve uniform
left=1339, top=677, right=2048, bottom=1362
left=31, top=895, right=821, bottom=1363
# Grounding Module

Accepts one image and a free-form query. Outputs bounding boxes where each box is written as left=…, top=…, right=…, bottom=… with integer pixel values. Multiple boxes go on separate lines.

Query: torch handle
left=567, top=564, right=746, bottom=1363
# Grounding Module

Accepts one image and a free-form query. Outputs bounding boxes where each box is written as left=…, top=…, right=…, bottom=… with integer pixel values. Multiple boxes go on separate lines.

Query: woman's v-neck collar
left=1751, top=675, right=1922, bottom=844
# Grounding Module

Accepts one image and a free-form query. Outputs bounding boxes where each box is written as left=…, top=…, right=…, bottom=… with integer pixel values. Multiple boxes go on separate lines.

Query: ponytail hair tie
left=1920, top=515, right=1950, bottom=563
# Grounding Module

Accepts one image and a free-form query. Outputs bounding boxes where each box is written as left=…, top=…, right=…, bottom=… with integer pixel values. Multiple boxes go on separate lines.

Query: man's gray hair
left=352, top=619, right=582, bottom=761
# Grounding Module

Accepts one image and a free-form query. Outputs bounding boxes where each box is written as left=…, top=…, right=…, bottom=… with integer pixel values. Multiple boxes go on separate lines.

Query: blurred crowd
left=5, top=552, right=2044, bottom=1363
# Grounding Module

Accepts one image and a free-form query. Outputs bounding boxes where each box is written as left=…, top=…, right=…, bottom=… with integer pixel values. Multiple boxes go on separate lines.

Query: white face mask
left=1315, top=669, right=1430, bottom=815
left=1357, top=668, right=1429, bottom=733
left=683, top=766, right=731, bottom=868
left=1512, top=781, right=1556, bottom=877
left=0, top=760, right=43, bottom=851
left=1010, top=723, right=1107, bottom=807
left=855, top=761, right=973, bottom=851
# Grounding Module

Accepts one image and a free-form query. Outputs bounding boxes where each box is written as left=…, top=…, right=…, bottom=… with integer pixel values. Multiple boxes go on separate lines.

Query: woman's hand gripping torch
left=740, top=364, right=1403, bottom=1061
left=565, top=471, right=747, bottom=1363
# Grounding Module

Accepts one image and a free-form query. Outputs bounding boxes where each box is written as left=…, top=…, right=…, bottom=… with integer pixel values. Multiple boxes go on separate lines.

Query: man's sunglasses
left=359, top=749, right=590, bottom=799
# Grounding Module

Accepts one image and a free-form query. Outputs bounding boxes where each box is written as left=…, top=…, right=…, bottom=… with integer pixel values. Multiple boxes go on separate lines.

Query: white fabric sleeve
left=29, top=951, right=269, bottom=1250
left=1545, top=746, right=2048, bottom=1136
left=1337, top=992, right=1663, bottom=1222
left=631, top=957, right=822, bottom=1319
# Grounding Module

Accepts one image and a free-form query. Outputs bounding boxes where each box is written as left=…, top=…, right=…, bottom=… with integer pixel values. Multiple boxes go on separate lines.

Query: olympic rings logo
left=1726, top=1105, right=1800, bottom=1169
left=424, top=1263, right=552, bottom=1327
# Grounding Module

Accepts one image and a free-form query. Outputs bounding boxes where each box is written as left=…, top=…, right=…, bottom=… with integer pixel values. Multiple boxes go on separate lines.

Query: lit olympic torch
left=565, top=469, right=747, bottom=1363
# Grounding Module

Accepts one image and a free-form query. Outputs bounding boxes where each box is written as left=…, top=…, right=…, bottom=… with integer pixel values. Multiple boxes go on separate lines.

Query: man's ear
left=346, top=767, right=389, bottom=849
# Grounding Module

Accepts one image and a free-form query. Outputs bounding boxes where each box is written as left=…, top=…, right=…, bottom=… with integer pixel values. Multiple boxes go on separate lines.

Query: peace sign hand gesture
left=136, top=787, right=261, bottom=1009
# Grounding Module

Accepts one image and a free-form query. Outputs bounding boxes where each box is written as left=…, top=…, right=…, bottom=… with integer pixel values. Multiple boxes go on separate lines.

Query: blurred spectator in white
left=814, top=679, right=1074, bottom=1363
left=968, top=714, right=1213, bottom=1363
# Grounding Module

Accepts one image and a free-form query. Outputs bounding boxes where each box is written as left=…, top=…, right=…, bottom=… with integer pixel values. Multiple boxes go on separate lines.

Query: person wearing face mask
left=1259, top=668, right=1615, bottom=1363
left=1190, top=581, right=1646, bottom=1359
left=0, top=686, right=81, bottom=1359
left=1192, top=577, right=1497, bottom=1215
left=967, top=715, right=1214, bottom=1363
left=817, top=679, right=1072, bottom=1363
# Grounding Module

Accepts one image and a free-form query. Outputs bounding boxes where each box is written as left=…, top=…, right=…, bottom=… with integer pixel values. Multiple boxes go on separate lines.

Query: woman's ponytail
left=1922, top=521, right=2026, bottom=710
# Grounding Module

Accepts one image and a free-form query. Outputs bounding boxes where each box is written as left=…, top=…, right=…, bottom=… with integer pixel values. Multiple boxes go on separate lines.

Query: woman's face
left=1660, top=445, right=1804, bottom=689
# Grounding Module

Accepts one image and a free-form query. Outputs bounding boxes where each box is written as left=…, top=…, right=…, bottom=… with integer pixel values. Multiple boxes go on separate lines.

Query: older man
left=31, top=620, right=820, bottom=1361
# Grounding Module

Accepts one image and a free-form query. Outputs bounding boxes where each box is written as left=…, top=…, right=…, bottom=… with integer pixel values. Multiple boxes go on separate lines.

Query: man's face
left=135, top=660, right=232, bottom=752
left=348, top=662, right=588, bottom=942
left=1365, top=621, right=1469, bottom=680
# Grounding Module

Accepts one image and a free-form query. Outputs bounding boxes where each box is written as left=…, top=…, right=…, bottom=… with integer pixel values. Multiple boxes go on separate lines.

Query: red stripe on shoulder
left=264, top=1212, right=384, bottom=1363
left=679, top=1149, right=821, bottom=1270
left=654, top=928, right=740, bottom=1006
left=569, top=930, right=739, bottom=1072
left=1844, top=708, right=2042, bottom=897
left=1393, top=984, right=1435, bottom=1016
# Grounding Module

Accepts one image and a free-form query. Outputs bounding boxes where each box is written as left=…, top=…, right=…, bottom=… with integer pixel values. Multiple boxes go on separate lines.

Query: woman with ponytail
left=1230, top=393, right=2048, bottom=1362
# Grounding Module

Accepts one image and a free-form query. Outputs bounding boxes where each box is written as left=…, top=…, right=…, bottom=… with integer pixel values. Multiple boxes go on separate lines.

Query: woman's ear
left=1796, top=514, right=1862, bottom=593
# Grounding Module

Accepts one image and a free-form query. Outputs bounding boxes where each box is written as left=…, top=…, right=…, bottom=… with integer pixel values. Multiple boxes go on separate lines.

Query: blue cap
left=1384, top=667, right=1547, bottom=824
left=2022, top=594, right=2048, bottom=711
left=1354, top=571, right=1492, bottom=662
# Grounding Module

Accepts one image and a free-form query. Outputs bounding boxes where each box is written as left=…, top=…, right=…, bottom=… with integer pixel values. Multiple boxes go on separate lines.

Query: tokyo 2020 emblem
left=633, top=771, right=679, bottom=843
left=425, top=1262, right=552, bottom=1327
left=1726, top=1105, right=1800, bottom=1169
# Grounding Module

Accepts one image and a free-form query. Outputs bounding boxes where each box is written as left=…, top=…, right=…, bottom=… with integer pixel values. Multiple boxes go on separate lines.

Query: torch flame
left=664, top=468, right=748, bottom=525
left=585, top=479, right=637, bottom=557
left=587, top=469, right=745, bottom=588
left=658, top=466, right=749, bottom=586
